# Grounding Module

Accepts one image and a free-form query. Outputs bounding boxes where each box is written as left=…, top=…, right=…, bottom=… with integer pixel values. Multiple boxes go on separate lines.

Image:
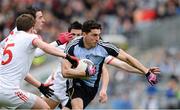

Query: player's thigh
left=69, top=82, right=98, bottom=108
left=31, top=96, right=50, bottom=109
left=0, top=90, right=19, bottom=109
left=62, top=106, right=71, bottom=110
left=42, top=96, right=59, bottom=109
left=71, top=98, right=83, bottom=109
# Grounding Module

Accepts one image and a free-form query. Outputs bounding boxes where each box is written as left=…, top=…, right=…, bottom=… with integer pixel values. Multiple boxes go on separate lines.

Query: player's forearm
left=107, top=57, right=143, bottom=74
left=24, top=73, right=41, bottom=88
left=34, top=41, right=59, bottom=57
left=62, top=68, right=86, bottom=78
left=125, top=55, right=148, bottom=74
left=35, top=39, right=66, bottom=58
left=101, top=65, right=109, bottom=91
left=117, top=49, right=148, bottom=74
left=42, top=45, right=66, bottom=57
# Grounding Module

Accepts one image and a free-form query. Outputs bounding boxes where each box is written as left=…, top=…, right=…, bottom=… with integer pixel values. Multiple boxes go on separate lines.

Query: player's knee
left=32, top=96, right=50, bottom=109
left=73, top=104, right=83, bottom=110
left=41, top=104, right=50, bottom=109
left=71, top=98, right=83, bottom=109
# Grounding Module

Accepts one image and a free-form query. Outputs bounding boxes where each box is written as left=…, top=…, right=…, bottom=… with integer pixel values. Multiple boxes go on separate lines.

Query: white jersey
left=44, top=44, right=71, bottom=106
left=0, top=31, right=38, bottom=89
left=45, top=44, right=66, bottom=84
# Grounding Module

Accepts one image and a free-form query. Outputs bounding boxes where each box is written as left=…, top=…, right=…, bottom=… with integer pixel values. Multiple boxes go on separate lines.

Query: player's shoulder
left=98, top=39, right=119, bottom=50
left=19, top=31, right=38, bottom=38
left=98, top=39, right=112, bottom=46
left=71, top=36, right=82, bottom=43
left=15, top=31, right=39, bottom=44
left=65, top=36, right=82, bottom=52
left=67, top=36, right=82, bottom=47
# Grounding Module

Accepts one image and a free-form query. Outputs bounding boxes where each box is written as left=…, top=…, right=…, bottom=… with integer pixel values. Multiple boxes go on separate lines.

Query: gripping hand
left=86, top=65, right=96, bottom=76
left=65, top=54, right=79, bottom=68
left=38, top=83, right=54, bottom=98
left=145, top=70, right=158, bottom=86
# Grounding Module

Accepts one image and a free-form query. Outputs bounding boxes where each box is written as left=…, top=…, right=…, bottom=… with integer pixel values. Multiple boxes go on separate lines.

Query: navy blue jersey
left=65, top=37, right=120, bottom=87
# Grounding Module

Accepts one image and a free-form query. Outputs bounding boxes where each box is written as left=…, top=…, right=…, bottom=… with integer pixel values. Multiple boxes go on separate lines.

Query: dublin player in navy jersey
left=62, top=20, right=160, bottom=109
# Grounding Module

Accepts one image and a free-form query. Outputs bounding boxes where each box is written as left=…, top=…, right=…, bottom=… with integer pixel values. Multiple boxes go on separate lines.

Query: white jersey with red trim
left=43, top=44, right=71, bottom=106
left=0, top=31, right=38, bottom=89
left=46, top=43, right=66, bottom=84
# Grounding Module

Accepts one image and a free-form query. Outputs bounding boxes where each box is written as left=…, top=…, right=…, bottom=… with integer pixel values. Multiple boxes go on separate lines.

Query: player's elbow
left=62, top=69, right=71, bottom=78
left=62, top=73, right=69, bottom=78
left=62, top=70, right=68, bottom=78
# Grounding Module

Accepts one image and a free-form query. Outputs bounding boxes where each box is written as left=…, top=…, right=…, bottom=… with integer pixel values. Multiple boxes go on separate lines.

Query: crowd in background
left=1, top=0, right=180, bottom=109
left=1, top=0, right=180, bottom=42
left=98, top=47, right=180, bottom=109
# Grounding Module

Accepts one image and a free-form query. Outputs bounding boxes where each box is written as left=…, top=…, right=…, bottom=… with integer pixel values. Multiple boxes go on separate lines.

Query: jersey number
left=1, top=43, right=15, bottom=65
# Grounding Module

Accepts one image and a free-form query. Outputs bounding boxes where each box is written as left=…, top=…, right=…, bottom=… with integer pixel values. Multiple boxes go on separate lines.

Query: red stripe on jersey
left=106, top=57, right=114, bottom=64
left=9, top=31, right=14, bottom=35
left=15, top=91, right=28, bottom=102
left=32, top=38, right=40, bottom=47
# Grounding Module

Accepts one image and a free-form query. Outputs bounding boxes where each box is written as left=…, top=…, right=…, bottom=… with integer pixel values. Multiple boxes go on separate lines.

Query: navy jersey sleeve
left=64, top=37, right=80, bottom=56
left=65, top=46, right=74, bottom=56
left=99, top=41, right=120, bottom=57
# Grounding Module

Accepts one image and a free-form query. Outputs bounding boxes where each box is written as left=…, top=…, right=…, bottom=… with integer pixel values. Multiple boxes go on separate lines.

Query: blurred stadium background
left=1, top=0, right=180, bottom=109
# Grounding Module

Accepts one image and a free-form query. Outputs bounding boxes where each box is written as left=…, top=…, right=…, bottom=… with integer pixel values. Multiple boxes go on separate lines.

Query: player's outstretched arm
left=34, top=32, right=72, bottom=57
left=24, top=73, right=41, bottom=88
left=34, top=41, right=59, bottom=57
left=105, top=56, right=143, bottom=74
left=117, top=49, right=150, bottom=73
left=99, top=64, right=109, bottom=103
left=33, top=38, right=66, bottom=58
left=116, top=49, right=160, bottom=85
left=24, top=73, right=54, bottom=98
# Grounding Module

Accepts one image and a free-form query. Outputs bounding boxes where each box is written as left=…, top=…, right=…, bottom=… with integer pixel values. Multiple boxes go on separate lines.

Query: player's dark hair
left=17, top=6, right=42, bottom=19
left=82, top=20, right=101, bottom=33
left=16, top=14, right=35, bottom=31
left=68, top=21, right=82, bottom=32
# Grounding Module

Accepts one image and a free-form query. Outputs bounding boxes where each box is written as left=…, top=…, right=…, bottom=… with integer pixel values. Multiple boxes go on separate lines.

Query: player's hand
left=38, top=83, right=54, bottom=98
left=145, top=69, right=159, bottom=86
left=65, top=54, right=79, bottom=68
left=148, top=67, right=160, bottom=74
left=56, top=32, right=73, bottom=45
left=86, top=65, right=96, bottom=76
left=99, top=89, right=108, bottom=103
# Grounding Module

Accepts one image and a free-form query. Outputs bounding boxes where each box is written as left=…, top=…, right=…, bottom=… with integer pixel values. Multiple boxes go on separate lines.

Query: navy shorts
left=66, top=79, right=98, bottom=108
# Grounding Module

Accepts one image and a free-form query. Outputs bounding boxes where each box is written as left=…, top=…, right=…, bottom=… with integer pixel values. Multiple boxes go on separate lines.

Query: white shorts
left=44, top=72, right=69, bottom=106
left=0, top=88, right=36, bottom=109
